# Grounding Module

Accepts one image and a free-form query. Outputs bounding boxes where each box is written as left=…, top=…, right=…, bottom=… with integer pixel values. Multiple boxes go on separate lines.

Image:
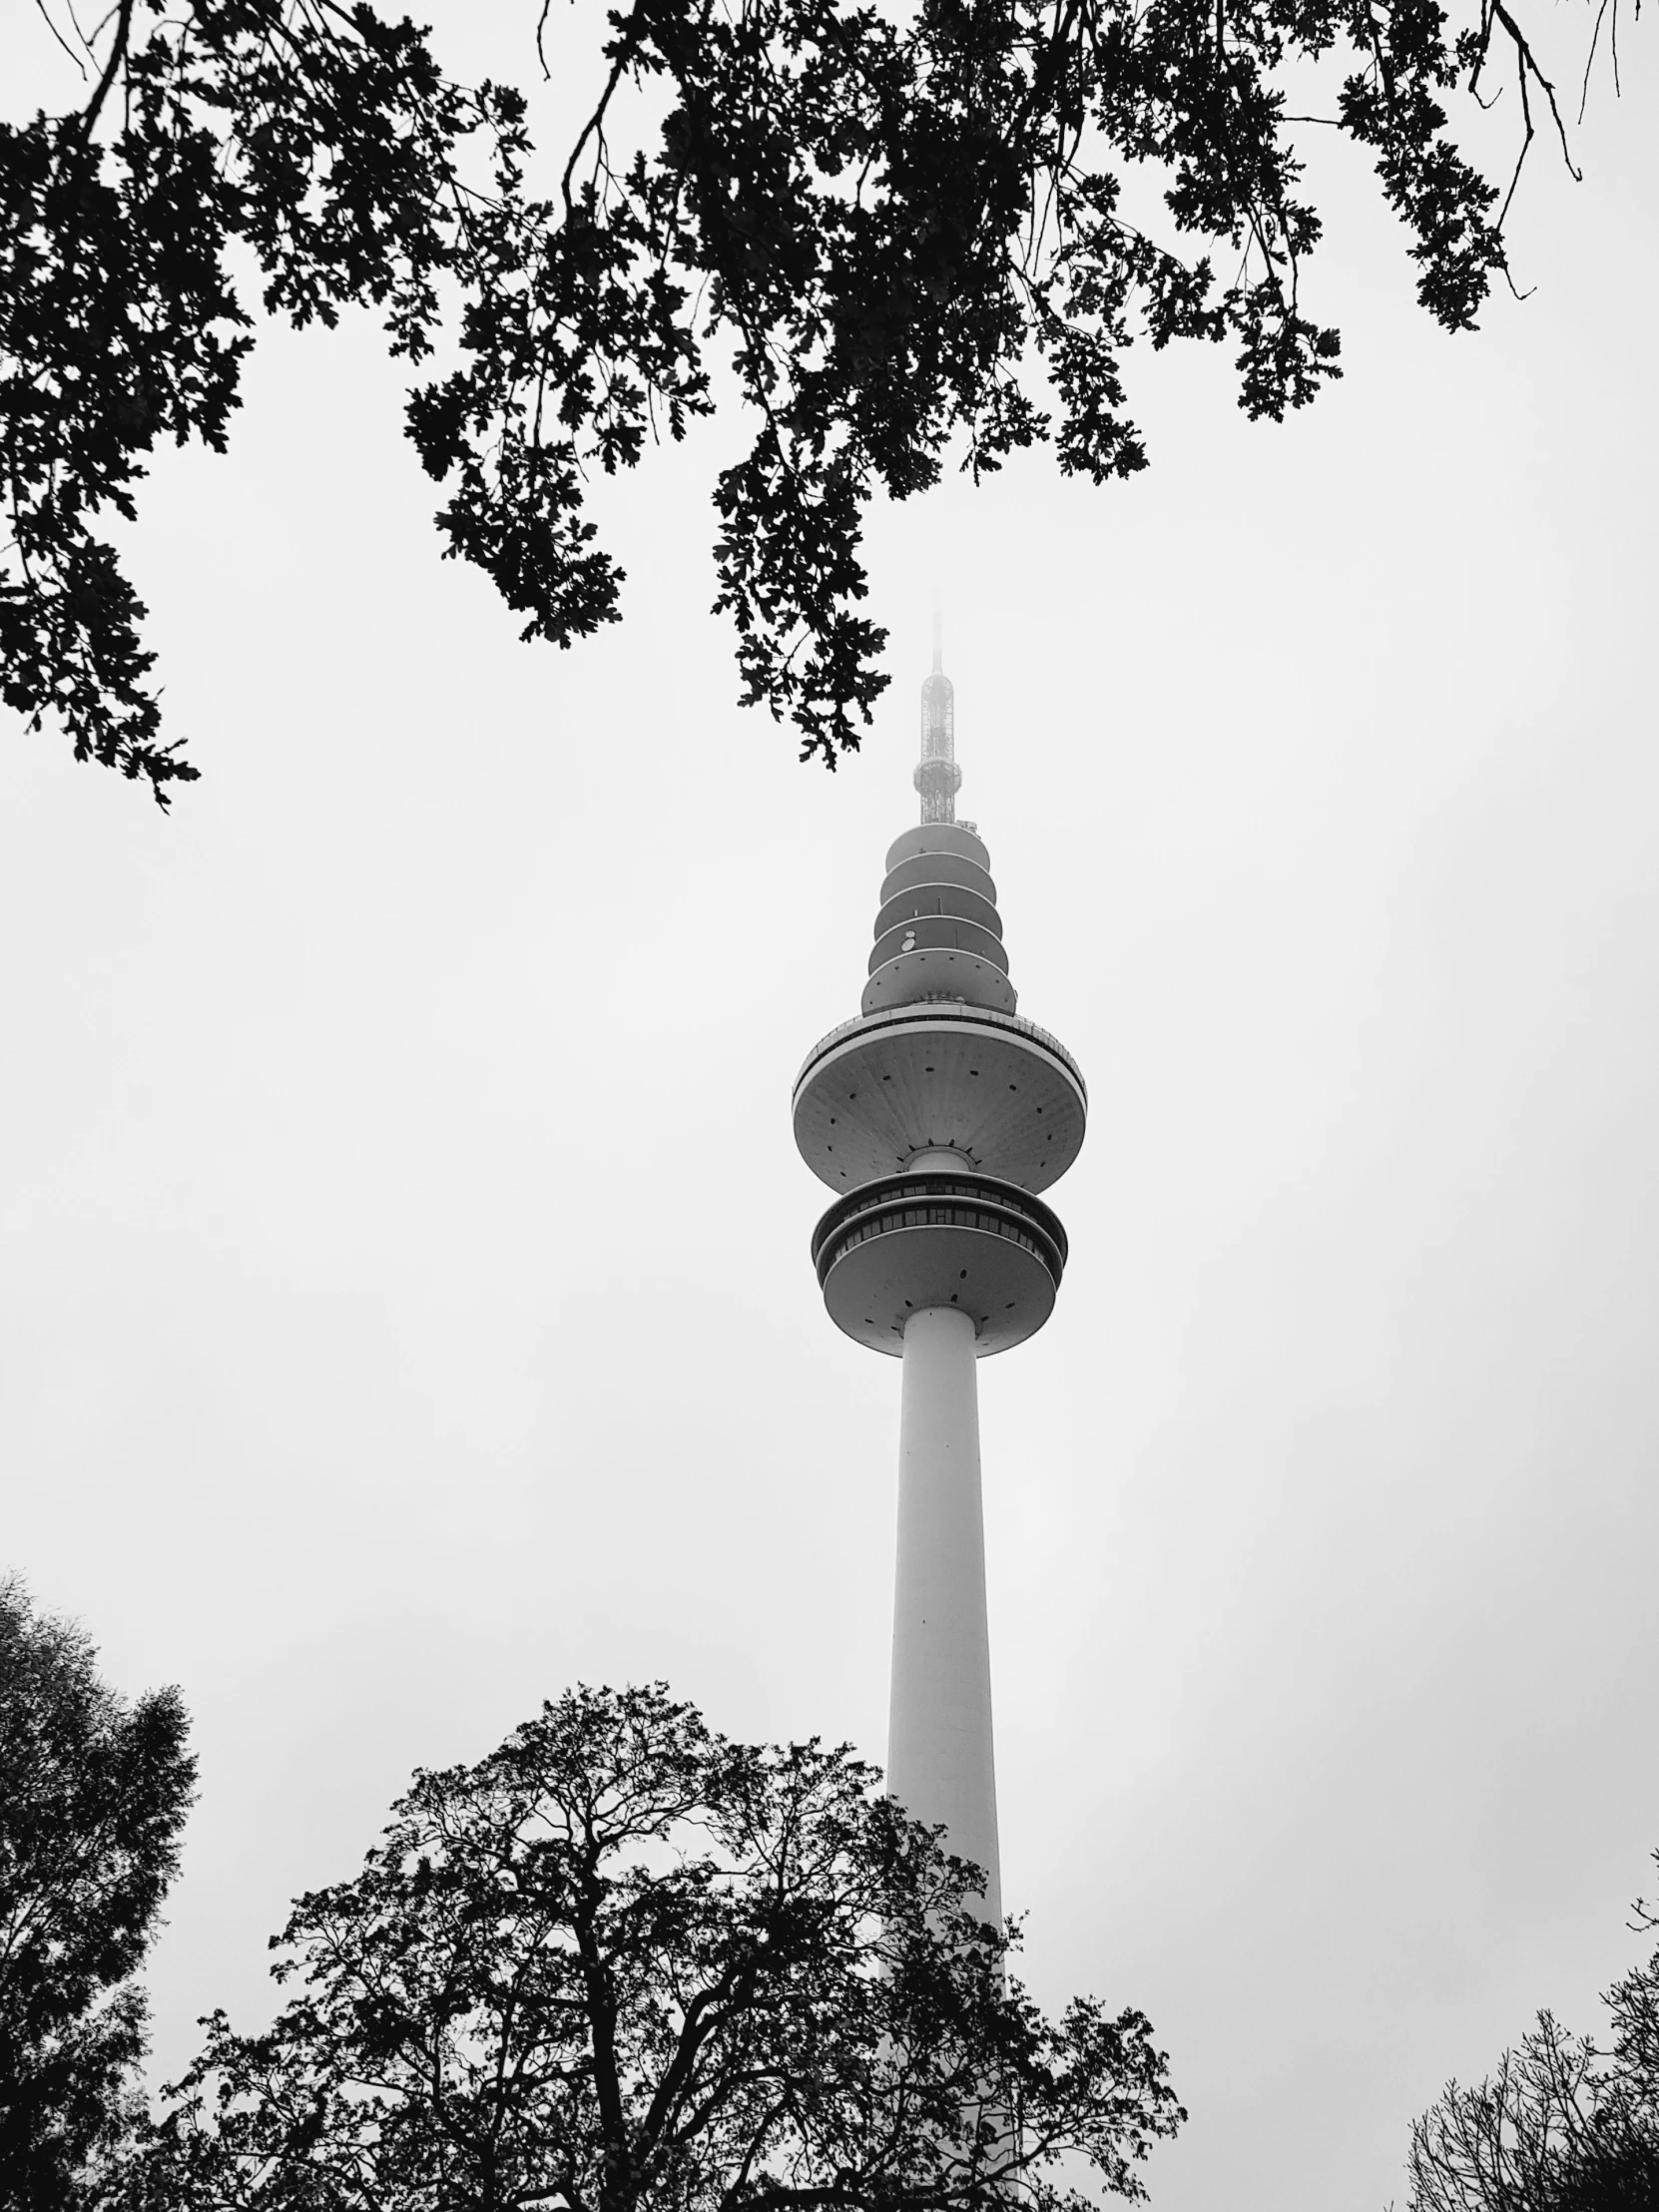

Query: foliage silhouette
left=121, top=1681, right=1182, bottom=2212
left=0, top=1576, right=196, bottom=2212
left=1, top=0, right=1612, bottom=796
left=1404, top=1856, right=1659, bottom=2212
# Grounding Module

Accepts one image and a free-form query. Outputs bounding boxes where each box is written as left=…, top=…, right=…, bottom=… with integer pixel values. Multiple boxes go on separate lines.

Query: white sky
left=4, top=7, right=1658, bottom=2209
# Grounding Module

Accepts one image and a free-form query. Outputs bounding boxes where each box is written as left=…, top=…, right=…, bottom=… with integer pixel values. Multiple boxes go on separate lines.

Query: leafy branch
left=0, top=0, right=1619, bottom=797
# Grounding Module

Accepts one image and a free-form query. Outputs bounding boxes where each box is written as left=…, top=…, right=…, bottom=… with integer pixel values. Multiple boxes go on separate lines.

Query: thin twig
left=32, top=0, right=87, bottom=77
left=1577, top=0, right=1610, bottom=119
left=562, top=47, right=634, bottom=212
left=1490, top=0, right=1583, bottom=192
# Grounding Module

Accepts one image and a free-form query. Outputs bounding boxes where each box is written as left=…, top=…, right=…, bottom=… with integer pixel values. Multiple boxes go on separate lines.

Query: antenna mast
left=914, top=613, right=961, bottom=825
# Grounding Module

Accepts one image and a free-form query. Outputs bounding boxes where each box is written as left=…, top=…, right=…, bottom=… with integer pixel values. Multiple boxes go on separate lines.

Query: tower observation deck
left=794, top=634, right=1087, bottom=1928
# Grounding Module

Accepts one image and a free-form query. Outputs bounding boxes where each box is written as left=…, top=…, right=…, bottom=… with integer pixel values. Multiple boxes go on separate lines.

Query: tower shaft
left=889, top=1305, right=1001, bottom=1924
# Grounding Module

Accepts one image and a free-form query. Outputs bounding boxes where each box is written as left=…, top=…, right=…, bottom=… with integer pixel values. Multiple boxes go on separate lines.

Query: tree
left=0, top=1575, right=197, bottom=2212
left=122, top=1681, right=1181, bottom=2212
left=1403, top=1861, right=1659, bottom=2212
left=1, top=0, right=1617, bottom=800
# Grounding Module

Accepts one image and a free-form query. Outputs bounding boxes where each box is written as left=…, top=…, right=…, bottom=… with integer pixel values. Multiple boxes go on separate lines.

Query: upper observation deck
left=793, top=1001, right=1086, bottom=1195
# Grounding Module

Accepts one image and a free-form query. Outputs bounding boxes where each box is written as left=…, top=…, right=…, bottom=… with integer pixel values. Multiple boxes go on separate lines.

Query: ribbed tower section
left=794, top=640, right=1087, bottom=1928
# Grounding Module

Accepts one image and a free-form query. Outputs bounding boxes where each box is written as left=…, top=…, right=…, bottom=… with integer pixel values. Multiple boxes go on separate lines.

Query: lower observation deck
left=812, top=1171, right=1068, bottom=1357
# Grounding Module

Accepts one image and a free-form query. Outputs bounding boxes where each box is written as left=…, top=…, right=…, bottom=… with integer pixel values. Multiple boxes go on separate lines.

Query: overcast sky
left=5, top=8, right=1659, bottom=2209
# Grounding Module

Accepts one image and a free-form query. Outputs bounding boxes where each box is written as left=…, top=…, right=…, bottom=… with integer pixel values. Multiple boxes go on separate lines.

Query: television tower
left=793, top=626, right=1087, bottom=1925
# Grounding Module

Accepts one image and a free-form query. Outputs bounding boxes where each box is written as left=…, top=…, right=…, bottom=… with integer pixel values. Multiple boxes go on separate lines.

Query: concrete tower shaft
left=795, top=638, right=1086, bottom=1928
left=890, top=1305, right=999, bottom=1924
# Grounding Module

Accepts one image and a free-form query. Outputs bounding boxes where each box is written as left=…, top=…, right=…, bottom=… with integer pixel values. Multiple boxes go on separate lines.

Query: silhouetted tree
left=121, top=1681, right=1181, bottom=2212
left=0, top=1576, right=196, bottom=2212
left=1, top=0, right=1616, bottom=797
left=1404, top=1861, right=1659, bottom=2212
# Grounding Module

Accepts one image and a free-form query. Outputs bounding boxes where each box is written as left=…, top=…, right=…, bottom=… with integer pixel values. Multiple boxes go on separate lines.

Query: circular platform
left=861, top=946, right=1015, bottom=1016
left=794, top=1004, right=1087, bottom=1194
left=811, top=1171, right=1068, bottom=1357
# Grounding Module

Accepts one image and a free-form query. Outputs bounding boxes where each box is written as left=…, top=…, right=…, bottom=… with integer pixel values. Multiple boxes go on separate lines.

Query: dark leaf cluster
left=0, top=1575, right=197, bottom=2212
left=0, top=0, right=1591, bottom=792
left=119, top=1681, right=1182, bottom=2212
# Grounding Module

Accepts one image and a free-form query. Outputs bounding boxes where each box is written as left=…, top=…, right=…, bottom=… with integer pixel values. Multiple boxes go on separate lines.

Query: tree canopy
left=121, top=1681, right=1181, bottom=2212
left=0, top=1576, right=197, bottom=2212
left=1, top=0, right=1611, bottom=797
left=1404, top=1858, right=1659, bottom=2212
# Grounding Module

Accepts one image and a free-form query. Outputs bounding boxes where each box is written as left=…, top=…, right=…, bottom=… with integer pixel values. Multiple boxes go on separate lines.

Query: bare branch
left=31, top=1, right=88, bottom=79
left=73, top=0, right=134, bottom=140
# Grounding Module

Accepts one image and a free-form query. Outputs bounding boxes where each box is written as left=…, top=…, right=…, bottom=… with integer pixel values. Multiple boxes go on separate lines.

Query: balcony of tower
left=810, top=1166, right=1069, bottom=1357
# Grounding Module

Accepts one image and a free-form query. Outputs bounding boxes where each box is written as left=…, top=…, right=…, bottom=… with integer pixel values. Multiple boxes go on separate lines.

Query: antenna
left=914, top=618, right=961, bottom=826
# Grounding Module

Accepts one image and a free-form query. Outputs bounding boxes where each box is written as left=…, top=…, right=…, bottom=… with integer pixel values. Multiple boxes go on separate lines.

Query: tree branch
left=73, top=0, right=134, bottom=142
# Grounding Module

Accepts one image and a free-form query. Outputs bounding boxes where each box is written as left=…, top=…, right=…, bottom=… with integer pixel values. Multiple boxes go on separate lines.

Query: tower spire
left=914, top=621, right=961, bottom=826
